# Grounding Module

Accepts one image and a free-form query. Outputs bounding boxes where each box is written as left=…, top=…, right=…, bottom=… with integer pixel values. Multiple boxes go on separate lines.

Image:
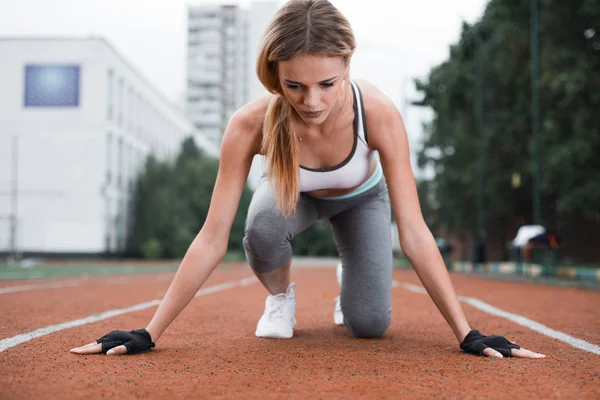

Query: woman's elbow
left=398, top=223, right=435, bottom=258
left=188, top=228, right=229, bottom=261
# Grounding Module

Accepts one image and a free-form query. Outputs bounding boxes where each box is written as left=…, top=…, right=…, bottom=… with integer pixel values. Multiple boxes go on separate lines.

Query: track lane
left=0, top=266, right=248, bottom=339
left=0, top=267, right=598, bottom=399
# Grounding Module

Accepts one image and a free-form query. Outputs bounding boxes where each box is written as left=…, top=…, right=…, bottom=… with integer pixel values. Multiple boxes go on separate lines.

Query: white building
left=0, top=36, right=219, bottom=258
left=187, top=4, right=248, bottom=144
left=245, top=1, right=280, bottom=103
left=244, top=1, right=280, bottom=189
left=186, top=1, right=279, bottom=146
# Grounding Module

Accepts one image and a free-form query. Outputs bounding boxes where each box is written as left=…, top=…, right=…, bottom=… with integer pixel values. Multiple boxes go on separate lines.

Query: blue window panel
left=24, top=65, right=80, bottom=107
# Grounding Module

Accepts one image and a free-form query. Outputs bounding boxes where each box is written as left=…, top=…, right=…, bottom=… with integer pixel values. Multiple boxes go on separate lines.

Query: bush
left=141, top=238, right=163, bottom=260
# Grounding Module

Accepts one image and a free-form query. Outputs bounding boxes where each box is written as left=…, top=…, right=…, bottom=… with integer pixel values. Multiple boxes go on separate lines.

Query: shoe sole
left=255, top=317, right=295, bottom=339
left=255, top=329, right=294, bottom=339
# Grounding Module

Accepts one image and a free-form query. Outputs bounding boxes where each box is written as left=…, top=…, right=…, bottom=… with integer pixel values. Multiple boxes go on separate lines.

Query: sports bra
left=298, top=80, right=378, bottom=192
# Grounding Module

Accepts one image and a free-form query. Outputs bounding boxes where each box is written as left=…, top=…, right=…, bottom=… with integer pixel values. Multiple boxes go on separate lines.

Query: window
left=24, top=64, right=80, bottom=107
left=128, top=86, right=133, bottom=130
left=107, top=70, right=113, bottom=120
left=106, top=132, right=113, bottom=184
left=117, top=78, right=124, bottom=127
left=117, top=137, right=124, bottom=189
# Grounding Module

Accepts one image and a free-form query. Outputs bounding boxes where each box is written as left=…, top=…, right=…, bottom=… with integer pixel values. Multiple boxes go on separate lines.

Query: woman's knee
left=243, top=208, right=292, bottom=271
left=245, top=207, right=287, bottom=244
left=344, top=307, right=391, bottom=338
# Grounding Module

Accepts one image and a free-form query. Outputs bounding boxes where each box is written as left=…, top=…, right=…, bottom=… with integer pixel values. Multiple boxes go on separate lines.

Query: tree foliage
left=126, top=137, right=339, bottom=259
left=126, top=137, right=252, bottom=259
left=414, top=0, right=600, bottom=251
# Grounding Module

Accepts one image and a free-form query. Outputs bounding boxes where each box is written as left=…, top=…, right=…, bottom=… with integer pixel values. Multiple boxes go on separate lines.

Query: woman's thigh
left=243, top=178, right=319, bottom=273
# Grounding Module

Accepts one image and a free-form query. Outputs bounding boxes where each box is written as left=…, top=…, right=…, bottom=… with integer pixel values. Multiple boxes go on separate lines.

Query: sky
left=0, top=0, right=488, bottom=169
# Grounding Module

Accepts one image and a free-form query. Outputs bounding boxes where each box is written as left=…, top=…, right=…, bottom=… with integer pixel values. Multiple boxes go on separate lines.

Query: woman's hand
left=460, top=329, right=546, bottom=359
left=70, top=328, right=155, bottom=356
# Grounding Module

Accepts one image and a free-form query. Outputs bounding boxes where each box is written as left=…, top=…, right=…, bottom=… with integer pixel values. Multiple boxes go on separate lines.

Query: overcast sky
left=0, top=0, right=488, bottom=157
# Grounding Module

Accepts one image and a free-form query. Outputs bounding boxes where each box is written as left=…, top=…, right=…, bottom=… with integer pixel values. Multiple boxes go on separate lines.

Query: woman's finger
left=482, top=347, right=504, bottom=359
left=70, top=343, right=102, bottom=354
left=510, top=347, right=546, bottom=358
left=70, top=341, right=98, bottom=351
left=106, top=345, right=128, bottom=356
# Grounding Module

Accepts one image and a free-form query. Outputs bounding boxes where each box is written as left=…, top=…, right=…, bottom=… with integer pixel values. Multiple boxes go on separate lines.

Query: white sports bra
left=298, top=81, right=377, bottom=192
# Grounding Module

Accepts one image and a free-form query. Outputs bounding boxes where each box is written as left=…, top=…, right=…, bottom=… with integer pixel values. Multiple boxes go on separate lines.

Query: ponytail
left=261, top=95, right=299, bottom=217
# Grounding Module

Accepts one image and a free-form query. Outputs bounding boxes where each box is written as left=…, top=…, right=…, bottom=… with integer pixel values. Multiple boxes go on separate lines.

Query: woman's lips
left=302, top=110, right=324, bottom=118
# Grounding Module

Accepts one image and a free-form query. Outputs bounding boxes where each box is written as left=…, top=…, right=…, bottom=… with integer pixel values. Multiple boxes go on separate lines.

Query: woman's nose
left=302, top=88, right=319, bottom=109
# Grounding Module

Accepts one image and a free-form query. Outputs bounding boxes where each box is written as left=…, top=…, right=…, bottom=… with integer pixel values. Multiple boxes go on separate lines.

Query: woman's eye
left=285, top=82, right=335, bottom=90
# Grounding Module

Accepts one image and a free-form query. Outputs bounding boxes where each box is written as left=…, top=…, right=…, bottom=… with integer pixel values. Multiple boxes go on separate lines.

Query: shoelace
left=334, top=296, right=341, bottom=312
left=267, top=294, right=287, bottom=319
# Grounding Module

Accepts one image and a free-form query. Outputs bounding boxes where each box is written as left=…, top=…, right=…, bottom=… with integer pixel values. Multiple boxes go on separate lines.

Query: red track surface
left=1, top=263, right=599, bottom=399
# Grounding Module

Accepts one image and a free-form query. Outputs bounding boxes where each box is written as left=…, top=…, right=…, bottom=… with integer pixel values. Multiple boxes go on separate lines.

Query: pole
left=474, top=28, right=486, bottom=265
left=530, top=0, right=541, bottom=225
left=10, top=135, right=19, bottom=262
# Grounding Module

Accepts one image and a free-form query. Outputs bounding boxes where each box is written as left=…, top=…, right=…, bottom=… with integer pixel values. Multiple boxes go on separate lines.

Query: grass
left=0, top=252, right=248, bottom=281
left=0, top=263, right=179, bottom=281
left=558, top=263, right=599, bottom=270
left=393, top=253, right=412, bottom=269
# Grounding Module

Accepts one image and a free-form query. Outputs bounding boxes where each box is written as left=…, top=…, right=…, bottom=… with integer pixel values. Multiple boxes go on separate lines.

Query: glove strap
left=131, top=328, right=156, bottom=348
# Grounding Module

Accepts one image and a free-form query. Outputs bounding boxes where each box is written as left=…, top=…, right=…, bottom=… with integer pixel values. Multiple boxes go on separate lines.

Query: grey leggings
left=243, top=176, right=393, bottom=338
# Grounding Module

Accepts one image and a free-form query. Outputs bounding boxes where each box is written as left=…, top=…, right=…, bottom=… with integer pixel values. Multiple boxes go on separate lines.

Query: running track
left=1, top=262, right=599, bottom=399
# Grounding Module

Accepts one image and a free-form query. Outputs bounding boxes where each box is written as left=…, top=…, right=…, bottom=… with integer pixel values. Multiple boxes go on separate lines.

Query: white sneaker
left=255, top=282, right=297, bottom=339
left=334, top=263, right=344, bottom=326
left=334, top=296, right=344, bottom=326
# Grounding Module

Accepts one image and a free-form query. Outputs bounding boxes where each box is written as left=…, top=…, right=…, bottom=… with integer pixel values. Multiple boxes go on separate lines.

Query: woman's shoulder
left=353, top=79, right=400, bottom=135
left=229, top=93, right=273, bottom=136
left=221, top=93, right=273, bottom=156
left=353, top=79, right=396, bottom=116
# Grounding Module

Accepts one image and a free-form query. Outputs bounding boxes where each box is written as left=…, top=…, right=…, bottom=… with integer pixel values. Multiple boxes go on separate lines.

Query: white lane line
left=0, top=276, right=258, bottom=353
left=458, top=296, right=600, bottom=356
left=394, top=281, right=427, bottom=294
left=0, top=273, right=180, bottom=295
left=392, top=280, right=600, bottom=356
left=0, top=279, right=86, bottom=294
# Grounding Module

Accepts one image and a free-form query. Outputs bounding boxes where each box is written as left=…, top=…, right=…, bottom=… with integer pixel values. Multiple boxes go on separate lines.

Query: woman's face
left=278, top=55, right=349, bottom=126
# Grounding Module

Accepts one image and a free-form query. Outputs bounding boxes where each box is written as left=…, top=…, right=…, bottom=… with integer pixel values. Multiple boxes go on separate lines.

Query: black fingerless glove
left=96, top=328, right=155, bottom=354
left=460, top=329, right=520, bottom=357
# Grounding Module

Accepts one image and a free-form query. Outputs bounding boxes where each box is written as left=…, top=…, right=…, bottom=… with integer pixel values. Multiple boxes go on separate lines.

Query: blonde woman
left=72, top=0, right=545, bottom=359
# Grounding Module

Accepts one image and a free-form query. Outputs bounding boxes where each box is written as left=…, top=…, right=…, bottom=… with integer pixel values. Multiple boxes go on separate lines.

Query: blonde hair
left=256, top=0, right=356, bottom=217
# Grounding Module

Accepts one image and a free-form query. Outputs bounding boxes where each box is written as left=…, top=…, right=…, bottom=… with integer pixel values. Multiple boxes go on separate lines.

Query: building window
left=117, top=137, right=123, bottom=189
left=107, top=69, right=113, bottom=120
left=128, top=87, right=134, bottom=131
left=118, top=78, right=124, bottom=127
left=128, top=144, right=135, bottom=192
left=106, top=132, right=112, bottom=184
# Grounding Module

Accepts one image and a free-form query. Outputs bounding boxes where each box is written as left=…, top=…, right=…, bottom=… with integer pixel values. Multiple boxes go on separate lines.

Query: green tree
left=126, top=137, right=254, bottom=259
left=292, top=220, right=339, bottom=257
left=415, top=0, right=599, bottom=259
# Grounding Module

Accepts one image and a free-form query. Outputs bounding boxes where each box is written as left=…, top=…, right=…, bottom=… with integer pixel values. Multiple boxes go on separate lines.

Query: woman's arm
left=363, top=82, right=544, bottom=359
left=361, top=82, right=471, bottom=343
left=145, top=110, right=260, bottom=342
left=71, top=102, right=263, bottom=355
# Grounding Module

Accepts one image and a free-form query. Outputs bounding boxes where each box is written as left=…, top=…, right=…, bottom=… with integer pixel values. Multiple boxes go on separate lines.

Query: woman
left=71, top=0, right=545, bottom=359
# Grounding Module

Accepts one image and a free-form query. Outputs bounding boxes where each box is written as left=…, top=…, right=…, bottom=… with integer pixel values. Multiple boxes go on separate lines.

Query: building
left=246, top=1, right=280, bottom=103
left=187, top=4, right=248, bottom=144
left=186, top=1, right=279, bottom=146
left=186, top=1, right=279, bottom=189
left=0, top=36, right=219, bottom=258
